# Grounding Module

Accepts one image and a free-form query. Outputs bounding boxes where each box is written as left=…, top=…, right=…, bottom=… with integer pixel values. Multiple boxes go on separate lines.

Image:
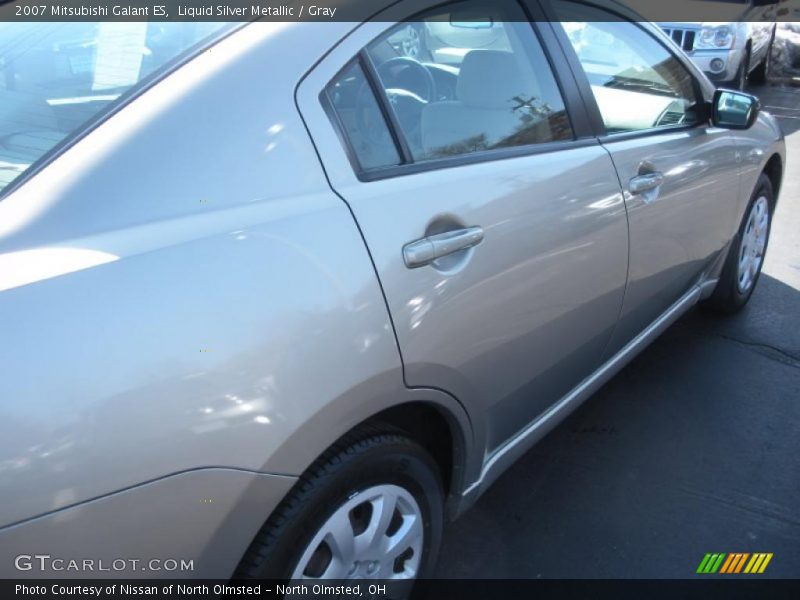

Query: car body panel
left=297, top=16, right=629, bottom=464
left=0, top=469, right=296, bottom=578
left=600, top=127, right=742, bottom=355
left=0, top=1, right=786, bottom=579
left=0, top=22, right=410, bottom=530
left=734, top=113, right=787, bottom=211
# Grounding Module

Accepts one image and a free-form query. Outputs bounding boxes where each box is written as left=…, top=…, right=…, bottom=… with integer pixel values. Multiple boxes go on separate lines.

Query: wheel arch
left=258, top=374, right=476, bottom=519
left=763, top=153, right=783, bottom=202
left=363, top=400, right=467, bottom=503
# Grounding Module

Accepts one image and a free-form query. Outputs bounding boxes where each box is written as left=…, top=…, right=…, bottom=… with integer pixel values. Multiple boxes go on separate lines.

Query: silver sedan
left=0, top=0, right=785, bottom=584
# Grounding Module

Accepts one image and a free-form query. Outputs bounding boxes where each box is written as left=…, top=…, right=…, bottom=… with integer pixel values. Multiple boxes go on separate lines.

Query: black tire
left=726, top=49, right=749, bottom=90
left=234, top=424, right=444, bottom=585
left=749, top=30, right=774, bottom=86
left=702, top=174, right=774, bottom=314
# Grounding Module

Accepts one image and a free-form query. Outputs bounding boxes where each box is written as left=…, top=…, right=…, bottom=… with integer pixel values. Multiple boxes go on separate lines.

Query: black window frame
left=320, top=0, right=599, bottom=183
left=539, top=0, right=712, bottom=143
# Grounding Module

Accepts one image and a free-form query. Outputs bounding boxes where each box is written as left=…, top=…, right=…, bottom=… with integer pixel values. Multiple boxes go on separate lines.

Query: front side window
left=325, top=0, right=573, bottom=172
left=0, top=22, right=231, bottom=195
left=555, top=3, right=702, bottom=134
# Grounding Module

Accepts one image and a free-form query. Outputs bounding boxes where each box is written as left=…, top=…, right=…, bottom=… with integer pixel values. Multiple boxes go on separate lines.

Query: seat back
left=421, top=50, right=541, bottom=158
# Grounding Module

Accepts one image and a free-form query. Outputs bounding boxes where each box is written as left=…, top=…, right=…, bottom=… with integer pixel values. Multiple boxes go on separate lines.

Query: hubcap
left=291, top=484, right=424, bottom=580
left=737, top=196, right=769, bottom=294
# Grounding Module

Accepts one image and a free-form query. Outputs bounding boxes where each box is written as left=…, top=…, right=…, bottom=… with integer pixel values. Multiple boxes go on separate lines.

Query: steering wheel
left=355, top=57, right=434, bottom=148
left=376, top=56, right=435, bottom=103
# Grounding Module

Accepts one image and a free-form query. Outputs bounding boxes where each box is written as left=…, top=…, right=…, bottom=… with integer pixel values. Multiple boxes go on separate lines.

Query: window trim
left=0, top=22, right=243, bottom=202
left=539, top=0, right=712, bottom=142
left=353, top=136, right=600, bottom=182
left=321, top=0, right=590, bottom=183
left=320, top=60, right=379, bottom=175
left=522, top=0, right=596, bottom=137
left=359, top=51, right=415, bottom=165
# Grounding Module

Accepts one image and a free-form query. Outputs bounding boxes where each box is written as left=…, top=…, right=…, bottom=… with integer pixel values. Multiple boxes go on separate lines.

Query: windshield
left=0, top=22, right=232, bottom=196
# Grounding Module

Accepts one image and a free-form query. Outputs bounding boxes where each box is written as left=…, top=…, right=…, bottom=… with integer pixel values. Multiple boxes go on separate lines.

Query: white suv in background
left=659, top=4, right=777, bottom=90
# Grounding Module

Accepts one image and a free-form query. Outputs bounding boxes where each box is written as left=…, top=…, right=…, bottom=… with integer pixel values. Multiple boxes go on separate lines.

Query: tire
left=702, top=174, right=774, bottom=314
left=749, top=30, right=774, bottom=86
left=728, top=49, right=749, bottom=90
left=234, top=424, right=444, bottom=587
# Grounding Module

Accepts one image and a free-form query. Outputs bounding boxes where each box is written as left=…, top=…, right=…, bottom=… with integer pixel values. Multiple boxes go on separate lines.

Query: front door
left=550, top=1, right=741, bottom=354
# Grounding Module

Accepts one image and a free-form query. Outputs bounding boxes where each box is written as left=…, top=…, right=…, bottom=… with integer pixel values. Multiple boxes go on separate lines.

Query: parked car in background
left=657, top=1, right=779, bottom=89
left=0, top=0, right=785, bottom=587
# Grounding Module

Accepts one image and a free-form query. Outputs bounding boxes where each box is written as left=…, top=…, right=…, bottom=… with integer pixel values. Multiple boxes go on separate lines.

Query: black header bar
left=1, top=0, right=799, bottom=22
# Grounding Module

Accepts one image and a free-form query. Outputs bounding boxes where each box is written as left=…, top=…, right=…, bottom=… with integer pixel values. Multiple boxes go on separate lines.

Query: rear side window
left=325, top=0, right=573, bottom=172
left=325, top=61, right=402, bottom=170
left=555, top=2, right=701, bottom=134
left=0, top=22, right=231, bottom=195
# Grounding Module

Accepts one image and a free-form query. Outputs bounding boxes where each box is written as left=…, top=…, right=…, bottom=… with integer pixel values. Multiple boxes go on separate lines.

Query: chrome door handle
left=403, top=226, right=484, bottom=269
left=629, top=172, right=664, bottom=195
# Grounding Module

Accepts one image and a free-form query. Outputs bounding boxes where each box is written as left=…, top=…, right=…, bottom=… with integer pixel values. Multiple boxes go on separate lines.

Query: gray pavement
left=435, top=83, right=800, bottom=579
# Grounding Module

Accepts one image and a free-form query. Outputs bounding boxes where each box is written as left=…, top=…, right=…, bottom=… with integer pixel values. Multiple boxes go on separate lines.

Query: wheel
left=703, top=174, right=773, bottom=313
left=749, top=30, right=774, bottom=86
left=728, top=49, right=749, bottom=90
left=234, top=425, right=444, bottom=587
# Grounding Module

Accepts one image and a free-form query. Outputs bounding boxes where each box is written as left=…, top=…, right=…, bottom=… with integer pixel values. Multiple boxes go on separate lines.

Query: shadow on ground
left=435, top=274, right=800, bottom=578
left=751, top=83, right=800, bottom=136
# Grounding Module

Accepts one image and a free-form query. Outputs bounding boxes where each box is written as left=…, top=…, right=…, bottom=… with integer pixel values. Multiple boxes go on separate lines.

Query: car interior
left=557, top=6, right=703, bottom=133
left=324, top=1, right=710, bottom=172
left=326, top=6, right=574, bottom=170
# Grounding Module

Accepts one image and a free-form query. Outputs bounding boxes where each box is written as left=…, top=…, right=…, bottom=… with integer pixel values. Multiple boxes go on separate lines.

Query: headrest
left=457, top=50, right=524, bottom=109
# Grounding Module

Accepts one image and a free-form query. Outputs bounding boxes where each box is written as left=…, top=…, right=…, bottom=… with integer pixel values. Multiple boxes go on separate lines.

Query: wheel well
left=366, top=402, right=460, bottom=497
left=764, top=154, right=783, bottom=199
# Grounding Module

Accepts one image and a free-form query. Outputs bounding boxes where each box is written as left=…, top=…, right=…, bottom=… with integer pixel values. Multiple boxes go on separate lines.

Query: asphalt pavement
left=434, top=83, right=800, bottom=579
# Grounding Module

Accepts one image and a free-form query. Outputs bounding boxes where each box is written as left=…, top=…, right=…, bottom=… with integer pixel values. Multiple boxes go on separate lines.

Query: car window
left=370, top=0, right=573, bottom=162
left=327, top=0, right=573, bottom=169
left=325, top=61, right=403, bottom=170
left=555, top=3, right=702, bottom=134
left=0, top=22, right=232, bottom=196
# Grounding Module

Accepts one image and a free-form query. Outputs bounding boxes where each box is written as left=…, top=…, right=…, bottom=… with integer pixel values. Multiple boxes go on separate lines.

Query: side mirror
left=712, top=89, right=760, bottom=129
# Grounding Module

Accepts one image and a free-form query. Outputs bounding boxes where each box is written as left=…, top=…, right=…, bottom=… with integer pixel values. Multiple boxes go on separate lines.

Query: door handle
left=403, top=226, right=484, bottom=269
left=629, top=171, right=664, bottom=195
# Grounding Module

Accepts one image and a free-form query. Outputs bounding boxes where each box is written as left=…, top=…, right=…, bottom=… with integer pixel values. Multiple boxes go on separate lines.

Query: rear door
left=547, top=0, right=741, bottom=355
left=297, top=0, right=629, bottom=457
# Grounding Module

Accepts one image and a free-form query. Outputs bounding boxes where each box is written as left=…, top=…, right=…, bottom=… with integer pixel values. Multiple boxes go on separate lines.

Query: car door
left=546, top=0, right=742, bottom=355
left=297, top=0, right=629, bottom=458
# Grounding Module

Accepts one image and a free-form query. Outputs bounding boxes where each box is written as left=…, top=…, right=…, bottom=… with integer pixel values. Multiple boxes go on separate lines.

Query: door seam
left=596, top=140, right=633, bottom=363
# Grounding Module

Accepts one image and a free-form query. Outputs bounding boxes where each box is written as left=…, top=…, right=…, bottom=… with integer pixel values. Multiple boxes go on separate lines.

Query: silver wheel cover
left=291, top=484, right=424, bottom=580
left=737, top=195, right=769, bottom=294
